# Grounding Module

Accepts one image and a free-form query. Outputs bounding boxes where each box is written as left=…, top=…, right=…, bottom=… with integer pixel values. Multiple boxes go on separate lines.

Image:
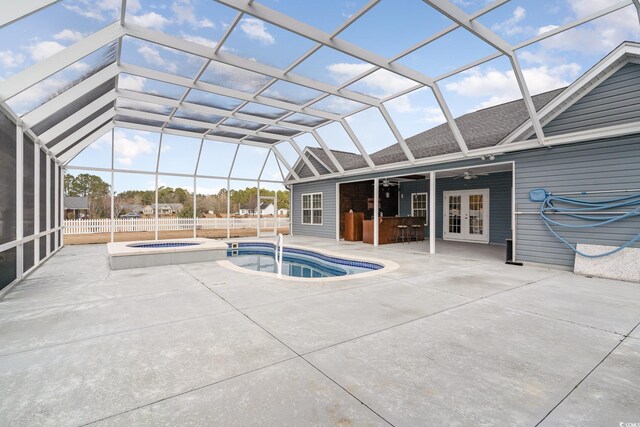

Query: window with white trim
left=411, top=192, right=428, bottom=224
left=302, top=192, right=322, bottom=225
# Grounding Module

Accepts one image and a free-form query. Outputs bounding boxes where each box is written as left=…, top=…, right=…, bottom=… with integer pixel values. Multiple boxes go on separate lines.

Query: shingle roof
left=295, top=87, right=565, bottom=176
left=372, top=87, right=565, bottom=164
left=64, top=196, right=88, bottom=210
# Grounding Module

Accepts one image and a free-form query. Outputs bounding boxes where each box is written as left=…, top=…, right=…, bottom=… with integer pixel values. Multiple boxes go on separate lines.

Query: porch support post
left=373, top=178, right=379, bottom=247
left=429, top=171, right=436, bottom=254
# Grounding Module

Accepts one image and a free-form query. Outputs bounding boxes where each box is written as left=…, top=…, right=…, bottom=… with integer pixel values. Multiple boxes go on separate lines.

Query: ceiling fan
left=379, top=178, right=398, bottom=187
left=453, top=170, right=490, bottom=180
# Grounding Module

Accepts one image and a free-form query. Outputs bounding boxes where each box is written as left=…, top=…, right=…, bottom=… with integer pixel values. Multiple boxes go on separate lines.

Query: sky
left=1, top=0, right=638, bottom=191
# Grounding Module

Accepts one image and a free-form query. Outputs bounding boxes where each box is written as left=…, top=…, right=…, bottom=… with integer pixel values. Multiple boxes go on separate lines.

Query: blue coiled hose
left=529, top=188, right=640, bottom=258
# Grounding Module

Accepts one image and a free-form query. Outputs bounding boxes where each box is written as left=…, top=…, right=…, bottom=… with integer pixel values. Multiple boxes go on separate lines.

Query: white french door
left=443, top=189, right=490, bottom=243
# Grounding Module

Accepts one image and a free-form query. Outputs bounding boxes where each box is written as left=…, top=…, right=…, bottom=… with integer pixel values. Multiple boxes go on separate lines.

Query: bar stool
left=396, top=224, right=409, bottom=244
left=410, top=224, right=422, bottom=242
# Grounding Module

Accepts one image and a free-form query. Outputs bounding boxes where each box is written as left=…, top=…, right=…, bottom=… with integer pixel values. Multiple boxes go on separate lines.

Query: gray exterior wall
left=290, top=179, right=336, bottom=239
left=398, top=173, right=512, bottom=245
left=513, top=135, right=640, bottom=266
left=544, top=62, right=640, bottom=136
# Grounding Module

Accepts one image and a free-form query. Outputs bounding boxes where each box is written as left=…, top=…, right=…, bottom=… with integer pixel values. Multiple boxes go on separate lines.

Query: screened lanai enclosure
left=1, top=0, right=640, bottom=292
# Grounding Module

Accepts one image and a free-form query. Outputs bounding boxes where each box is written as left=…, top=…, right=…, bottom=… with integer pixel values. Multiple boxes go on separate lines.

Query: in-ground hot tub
left=107, top=238, right=228, bottom=270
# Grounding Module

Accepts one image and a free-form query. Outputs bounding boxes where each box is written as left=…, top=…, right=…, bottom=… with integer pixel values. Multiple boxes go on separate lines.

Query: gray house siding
left=513, top=135, right=640, bottom=267
left=544, top=62, right=640, bottom=136
left=290, top=179, right=336, bottom=239
left=397, top=173, right=512, bottom=245
left=291, top=134, right=640, bottom=268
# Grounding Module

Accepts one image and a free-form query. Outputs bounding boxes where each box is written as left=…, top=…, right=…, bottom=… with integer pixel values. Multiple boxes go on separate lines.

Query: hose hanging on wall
left=528, top=188, right=640, bottom=258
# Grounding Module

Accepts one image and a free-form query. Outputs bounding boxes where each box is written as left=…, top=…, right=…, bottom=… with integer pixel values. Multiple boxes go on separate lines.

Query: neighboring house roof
left=259, top=202, right=273, bottom=210
left=64, top=196, right=88, bottom=210
left=121, top=204, right=144, bottom=212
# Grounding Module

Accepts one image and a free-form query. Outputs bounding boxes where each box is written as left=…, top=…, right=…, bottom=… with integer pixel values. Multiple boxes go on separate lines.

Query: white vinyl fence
left=64, top=218, right=290, bottom=235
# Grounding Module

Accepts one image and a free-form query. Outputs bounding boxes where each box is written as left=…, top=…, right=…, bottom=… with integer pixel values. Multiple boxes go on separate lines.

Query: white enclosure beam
left=51, top=109, right=115, bottom=155
left=305, top=148, right=336, bottom=175
left=23, top=63, right=119, bottom=128
left=45, top=154, right=51, bottom=256
left=216, top=0, right=436, bottom=87
left=288, top=140, right=320, bottom=178
left=389, top=0, right=509, bottom=63
left=378, top=104, right=416, bottom=163
left=0, top=22, right=124, bottom=101
left=34, top=143, right=40, bottom=265
left=514, top=1, right=633, bottom=50
left=119, top=63, right=343, bottom=122
left=40, top=90, right=117, bottom=143
left=113, top=120, right=275, bottom=148
left=310, top=131, right=345, bottom=174
left=431, top=84, right=469, bottom=155
left=60, top=122, right=114, bottom=164
left=271, top=145, right=300, bottom=181
left=118, top=89, right=313, bottom=133
left=424, top=0, right=547, bottom=145
left=110, top=129, right=115, bottom=242
left=124, top=24, right=381, bottom=108
left=16, top=122, right=24, bottom=280
left=115, top=107, right=285, bottom=142
left=340, top=120, right=376, bottom=170
left=0, top=0, right=60, bottom=29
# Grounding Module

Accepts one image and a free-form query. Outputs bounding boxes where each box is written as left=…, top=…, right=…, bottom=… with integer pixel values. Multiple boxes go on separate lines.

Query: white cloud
left=385, top=90, right=446, bottom=126
left=68, top=61, right=90, bottom=73
left=0, top=50, right=25, bottom=68
left=129, top=12, right=171, bottom=30
left=491, top=6, right=529, bottom=36
left=28, top=41, right=65, bottom=62
left=326, top=63, right=414, bottom=97
left=180, top=33, right=218, bottom=49
left=54, top=29, right=85, bottom=42
left=6, top=77, right=68, bottom=115
left=172, top=0, right=215, bottom=28
left=63, top=0, right=130, bottom=21
left=537, top=24, right=559, bottom=35
left=445, top=63, right=582, bottom=110
left=63, top=4, right=104, bottom=21
left=240, top=18, right=275, bottom=45
left=119, top=75, right=147, bottom=92
left=138, top=44, right=178, bottom=73
left=113, top=131, right=157, bottom=165
left=353, top=69, right=416, bottom=98
left=529, top=3, right=639, bottom=58
left=326, top=63, right=371, bottom=81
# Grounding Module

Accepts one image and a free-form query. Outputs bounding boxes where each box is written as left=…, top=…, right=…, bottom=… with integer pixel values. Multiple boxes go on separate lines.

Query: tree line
left=65, top=173, right=289, bottom=219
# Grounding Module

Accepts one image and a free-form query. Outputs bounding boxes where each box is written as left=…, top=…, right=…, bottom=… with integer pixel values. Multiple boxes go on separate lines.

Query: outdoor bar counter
left=363, top=216, right=425, bottom=244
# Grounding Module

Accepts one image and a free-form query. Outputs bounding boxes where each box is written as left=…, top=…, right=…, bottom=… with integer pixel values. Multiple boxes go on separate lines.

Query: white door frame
left=443, top=188, right=490, bottom=244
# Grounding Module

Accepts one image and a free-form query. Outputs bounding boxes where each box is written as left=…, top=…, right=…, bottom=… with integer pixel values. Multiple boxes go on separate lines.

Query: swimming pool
left=226, top=243, right=383, bottom=278
left=127, top=242, right=201, bottom=248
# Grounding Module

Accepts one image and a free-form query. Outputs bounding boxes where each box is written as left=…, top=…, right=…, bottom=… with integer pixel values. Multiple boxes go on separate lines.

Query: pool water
left=128, top=242, right=201, bottom=248
left=227, top=244, right=382, bottom=278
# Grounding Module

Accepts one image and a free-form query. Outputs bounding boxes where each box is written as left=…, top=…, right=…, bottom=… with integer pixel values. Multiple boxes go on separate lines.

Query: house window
left=411, top=192, right=428, bottom=224
left=302, top=193, right=322, bottom=225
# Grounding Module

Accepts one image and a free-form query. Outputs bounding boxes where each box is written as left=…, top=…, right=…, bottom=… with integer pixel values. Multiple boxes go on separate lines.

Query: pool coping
left=217, top=242, right=399, bottom=282
left=107, top=238, right=228, bottom=257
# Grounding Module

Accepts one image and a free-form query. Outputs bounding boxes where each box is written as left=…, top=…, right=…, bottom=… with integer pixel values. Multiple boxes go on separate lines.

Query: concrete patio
left=0, top=236, right=639, bottom=426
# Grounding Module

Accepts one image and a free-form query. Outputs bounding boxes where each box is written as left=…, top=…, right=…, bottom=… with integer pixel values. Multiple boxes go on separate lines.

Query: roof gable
left=543, top=62, right=640, bottom=136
